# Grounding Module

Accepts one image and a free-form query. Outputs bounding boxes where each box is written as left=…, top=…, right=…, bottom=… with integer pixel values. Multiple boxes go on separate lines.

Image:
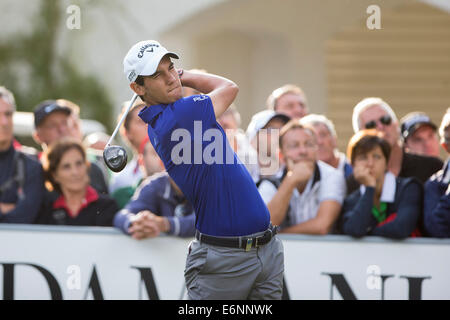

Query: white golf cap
left=246, top=110, right=291, bottom=141
left=123, top=40, right=179, bottom=83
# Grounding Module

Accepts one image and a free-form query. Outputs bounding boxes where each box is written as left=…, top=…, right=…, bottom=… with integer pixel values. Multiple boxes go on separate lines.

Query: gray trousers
left=184, top=230, right=284, bottom=300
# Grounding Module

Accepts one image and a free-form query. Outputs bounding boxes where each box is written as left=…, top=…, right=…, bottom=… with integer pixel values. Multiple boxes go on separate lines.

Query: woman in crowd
left=36, top=138, right=118, bottom=226
left=340, top=130, right=422, bottom=239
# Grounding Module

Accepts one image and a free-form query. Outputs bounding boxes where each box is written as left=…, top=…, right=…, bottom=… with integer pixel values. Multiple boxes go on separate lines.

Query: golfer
left=123, top=40, right=284, bottom=300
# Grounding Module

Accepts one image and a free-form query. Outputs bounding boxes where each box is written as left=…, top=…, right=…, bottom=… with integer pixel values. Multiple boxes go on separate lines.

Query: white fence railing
left=1, top=224, right=449, bottom=300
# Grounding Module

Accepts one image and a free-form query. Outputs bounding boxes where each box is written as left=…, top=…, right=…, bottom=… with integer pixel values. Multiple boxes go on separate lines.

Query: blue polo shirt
left=138, top=95, right=270, bottom=236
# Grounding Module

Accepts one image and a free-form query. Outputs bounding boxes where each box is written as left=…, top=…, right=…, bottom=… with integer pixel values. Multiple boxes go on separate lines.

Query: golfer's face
left=141, top=56, right=182, bottom=105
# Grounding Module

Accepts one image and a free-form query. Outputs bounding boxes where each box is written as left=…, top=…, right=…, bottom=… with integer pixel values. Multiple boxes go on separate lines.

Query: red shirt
left=52, top=186, right=99, bottom=218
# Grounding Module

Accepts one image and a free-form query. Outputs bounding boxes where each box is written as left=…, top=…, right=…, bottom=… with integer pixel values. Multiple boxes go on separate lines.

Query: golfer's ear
left=130, top=82, right=145, bottom=96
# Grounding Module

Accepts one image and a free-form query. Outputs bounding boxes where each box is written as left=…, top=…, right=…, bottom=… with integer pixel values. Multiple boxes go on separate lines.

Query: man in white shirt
left=258, top=120, right=346, bottom=234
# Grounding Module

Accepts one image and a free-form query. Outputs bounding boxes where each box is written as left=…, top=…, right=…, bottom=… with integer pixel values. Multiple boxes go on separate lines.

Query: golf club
left=103, top=93, right=139, bottom=172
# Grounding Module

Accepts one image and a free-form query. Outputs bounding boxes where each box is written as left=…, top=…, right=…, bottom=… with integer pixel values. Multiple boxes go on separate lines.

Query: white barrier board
left=1, top=225, right=449, bottom=300
left=282, top=235, right=450, bottom=300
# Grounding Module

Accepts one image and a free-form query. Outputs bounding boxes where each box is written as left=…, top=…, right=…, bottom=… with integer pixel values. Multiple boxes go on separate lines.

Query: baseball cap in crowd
left=123, top=40, right=179, bottom=83
left=34, top=100, right=72, bottom=128
left=246, top=110, right=291, bottom=141
left=400, top=112, right=437, bottom=140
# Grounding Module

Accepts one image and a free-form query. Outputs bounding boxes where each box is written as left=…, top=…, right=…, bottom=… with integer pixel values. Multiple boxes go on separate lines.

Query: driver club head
left=103, top=145, right=128, bottom=172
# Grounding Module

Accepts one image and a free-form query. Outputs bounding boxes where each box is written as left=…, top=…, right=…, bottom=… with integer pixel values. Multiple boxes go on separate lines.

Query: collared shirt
left=53, top=186, right=99, bottom=218
left=341, top=174, right=423, bottom=238
left=138, top=95, right=270, bottom=236
left=36, top=186, right=118, bottom=226
left=258, top=160, right=346, bottom=227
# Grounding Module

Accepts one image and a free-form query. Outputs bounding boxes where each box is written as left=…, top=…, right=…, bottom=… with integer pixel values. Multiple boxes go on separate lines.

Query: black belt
left=195, top=224, right=279, bottom=251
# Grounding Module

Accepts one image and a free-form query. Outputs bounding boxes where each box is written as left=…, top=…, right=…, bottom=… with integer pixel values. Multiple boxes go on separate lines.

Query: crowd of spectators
left=0, top=80, right=448, bottom=240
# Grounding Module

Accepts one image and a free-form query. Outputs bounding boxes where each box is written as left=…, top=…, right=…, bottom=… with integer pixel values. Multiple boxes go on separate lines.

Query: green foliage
left=0, top=0, right=113, bottom=131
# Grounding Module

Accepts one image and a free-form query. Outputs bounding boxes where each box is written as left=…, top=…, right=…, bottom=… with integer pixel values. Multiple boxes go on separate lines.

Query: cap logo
left=137, top=43, right=160, bottom=58
left=45, top=104, right=57, bottom=113
left=128, top=70, right=137, bottom=82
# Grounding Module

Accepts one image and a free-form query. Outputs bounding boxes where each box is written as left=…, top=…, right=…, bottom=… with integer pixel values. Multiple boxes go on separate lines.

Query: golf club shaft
left=106, top=93, right=139, bottom=147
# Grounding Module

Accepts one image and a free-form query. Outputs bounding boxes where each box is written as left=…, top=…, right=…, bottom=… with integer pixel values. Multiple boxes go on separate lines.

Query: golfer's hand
left=128, top=210, right=160, bottom=240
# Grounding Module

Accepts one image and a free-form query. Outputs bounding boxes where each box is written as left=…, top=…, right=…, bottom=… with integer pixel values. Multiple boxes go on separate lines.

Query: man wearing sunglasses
left=347, top=97, right=443, bottom=195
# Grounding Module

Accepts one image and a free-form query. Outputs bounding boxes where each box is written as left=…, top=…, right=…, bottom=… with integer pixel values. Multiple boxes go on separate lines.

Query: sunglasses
left=364, top=115, right=392, bottom=129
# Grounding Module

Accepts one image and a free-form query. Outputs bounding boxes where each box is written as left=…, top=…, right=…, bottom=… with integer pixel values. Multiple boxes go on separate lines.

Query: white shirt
left=258, top=160, right=346, bottom=226
left=336, top=151, right=349, bottom=173
left=443, top=160, right=450, bottom=184
left=109, top=156, right=144, bottom=193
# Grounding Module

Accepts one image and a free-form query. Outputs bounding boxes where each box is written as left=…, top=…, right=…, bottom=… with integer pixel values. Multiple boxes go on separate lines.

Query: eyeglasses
left=364, top=115, right=392, bottom=129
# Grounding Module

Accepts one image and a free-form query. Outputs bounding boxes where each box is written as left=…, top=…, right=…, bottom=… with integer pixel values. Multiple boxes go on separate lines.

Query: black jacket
left=35, top=187, right=118, bottom=226
left=0, top=144, right=44, bottom=223
left=340, top=177, right=423, bottom=239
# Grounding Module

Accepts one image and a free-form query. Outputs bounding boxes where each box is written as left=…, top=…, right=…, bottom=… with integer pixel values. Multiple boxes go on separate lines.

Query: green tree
left=0, top=0, right=113, bottom=132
